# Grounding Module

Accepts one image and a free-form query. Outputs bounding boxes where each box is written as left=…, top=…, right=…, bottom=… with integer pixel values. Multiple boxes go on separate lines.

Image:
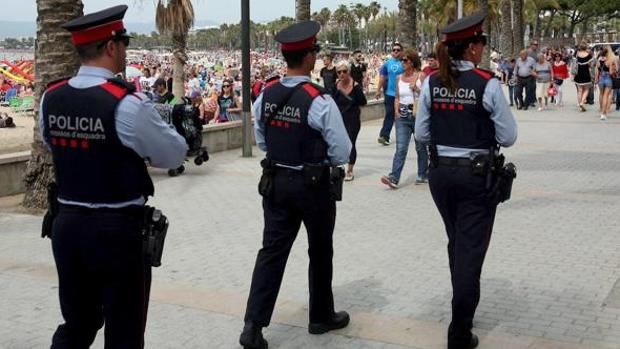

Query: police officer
left=39, top=5, right=187, bottom=348
left=415, top=12, right=517, bottom=349
left=240, top=21, right=352, bottom=349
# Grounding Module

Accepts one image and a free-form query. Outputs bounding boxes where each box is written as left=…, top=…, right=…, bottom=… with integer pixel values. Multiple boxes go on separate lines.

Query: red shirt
left=552, top=62, right=569, bottom=80
left=422, top=66, right=438, bottom=76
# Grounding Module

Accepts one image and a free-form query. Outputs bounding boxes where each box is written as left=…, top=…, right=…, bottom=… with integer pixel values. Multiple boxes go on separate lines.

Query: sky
left=4, top=0, right=399, bottom=24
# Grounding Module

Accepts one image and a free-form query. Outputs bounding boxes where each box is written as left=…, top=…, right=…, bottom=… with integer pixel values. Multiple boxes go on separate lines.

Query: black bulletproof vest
left=429, top=69, right=496, bottom=149
left=42, top=80, right=154, bottom=203
left=261, top=82, right=328, bottom=166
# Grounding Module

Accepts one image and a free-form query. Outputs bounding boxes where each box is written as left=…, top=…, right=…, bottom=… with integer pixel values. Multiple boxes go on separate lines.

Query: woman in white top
left=381, top=49, right=429, bottom=189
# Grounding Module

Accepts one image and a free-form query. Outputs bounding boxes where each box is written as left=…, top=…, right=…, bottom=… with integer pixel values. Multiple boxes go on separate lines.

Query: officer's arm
left=308, top=95, right=351, bottom=166
left=482, top=79, right=518, bottom=147
left=414, top=78, right=432, bottom=144
left=38, top=92, right=50, bottom=149
left=252, top=93, right=267, bottom=152
left=116, top=93, right=188, bottom=168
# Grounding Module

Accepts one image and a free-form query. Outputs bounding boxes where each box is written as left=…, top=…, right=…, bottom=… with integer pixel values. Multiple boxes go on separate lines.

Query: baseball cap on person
left=152, top=78, right=166, bottom=88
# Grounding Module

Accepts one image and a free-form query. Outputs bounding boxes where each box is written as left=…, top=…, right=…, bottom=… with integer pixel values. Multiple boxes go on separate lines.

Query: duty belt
left=436, top=156, right=472, bottom=167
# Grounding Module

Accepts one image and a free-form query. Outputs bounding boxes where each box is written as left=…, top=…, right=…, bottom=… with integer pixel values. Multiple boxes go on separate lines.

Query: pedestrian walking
left=39, top=5, right=187, bottom=347
left=375, top=43, right=404, bottom=146
left=513, top=50, right=536, bottom=110
left=333, top=61, right=367, bottom=181
left=574, top=42, right=594, bottom=112
left=380, top=49, right=428, bottom=189
left=552, top=53, right=569, bottom=107
left=240, top=20, right=352, bottom=349
left=595, top=46, right=617, bottom=120
left=415, top=12, right=517, bottom=349
left=533, top=54, right=554, bottom=111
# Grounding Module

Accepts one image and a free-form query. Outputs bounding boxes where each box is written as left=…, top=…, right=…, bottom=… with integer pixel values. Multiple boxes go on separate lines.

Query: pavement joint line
left=0, top=258, right=610, bottom=349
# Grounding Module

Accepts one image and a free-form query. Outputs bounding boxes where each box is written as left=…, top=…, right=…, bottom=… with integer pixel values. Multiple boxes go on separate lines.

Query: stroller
left=153, top=100, right=209, bottom=176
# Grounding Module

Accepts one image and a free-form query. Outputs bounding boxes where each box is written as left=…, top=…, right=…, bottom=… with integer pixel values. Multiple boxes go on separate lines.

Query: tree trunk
left=172, top=33, right=187, bottom=103
left=398, top=0, right=417, bottom=49
left=513, top=0, right=524, bottom=52
left=533, top=10, right=542, bottom=40
left=477, top=0, right=490, bottom=68
left=543, top=10, right=556, bottom=38
left=24, top=0, right=83, bottom=209
left=499, top=0, right=513, bottom=59
left=295, top=0, right=311, bottom=22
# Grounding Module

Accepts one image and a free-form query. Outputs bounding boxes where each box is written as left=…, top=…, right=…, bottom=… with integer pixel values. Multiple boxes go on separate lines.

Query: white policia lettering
left=433, top=87, right=477, bottom=99
left=264, top=102, right=301, bottom=119
left=48, top=114, right=105, bottom=133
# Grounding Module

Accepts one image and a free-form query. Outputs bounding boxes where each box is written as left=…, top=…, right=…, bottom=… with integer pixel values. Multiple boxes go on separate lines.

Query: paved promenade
left=1, top=87, right=620, bottom=349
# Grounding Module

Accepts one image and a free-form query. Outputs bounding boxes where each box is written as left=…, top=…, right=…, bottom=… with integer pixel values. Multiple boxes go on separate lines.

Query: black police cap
left=275, top=20, right=321, bottom=51
left=62, top=5, right=130, bottom=46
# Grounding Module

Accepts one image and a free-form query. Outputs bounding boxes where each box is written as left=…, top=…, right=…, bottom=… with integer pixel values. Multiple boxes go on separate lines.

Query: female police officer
left=415, top=12, right=517, bottom=349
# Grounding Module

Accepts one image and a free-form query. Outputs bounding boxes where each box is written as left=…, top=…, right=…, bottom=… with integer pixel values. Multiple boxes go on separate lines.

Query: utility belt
left=429, top=146, right=517, bottom=206
left=41, top=185, right=169, bottom=268
left=258, top=158, right=344, bottom=201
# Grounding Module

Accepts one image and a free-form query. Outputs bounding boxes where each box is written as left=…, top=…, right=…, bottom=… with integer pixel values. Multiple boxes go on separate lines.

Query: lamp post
left=240, top=0, right=252, bottom=157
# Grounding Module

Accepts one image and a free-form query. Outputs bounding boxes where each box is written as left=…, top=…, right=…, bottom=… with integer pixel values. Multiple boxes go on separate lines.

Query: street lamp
left=241, top=0, right=252, bottom=157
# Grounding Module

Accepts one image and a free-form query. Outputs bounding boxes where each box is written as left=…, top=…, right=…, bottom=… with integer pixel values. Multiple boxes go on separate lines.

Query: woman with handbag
left=595, top=46, right=618, bottom=120
left=380, top=49, right=428, bottom=189
left=533, top=54, right=554, bottom=111
left=552, top=53, right=569, bottom=107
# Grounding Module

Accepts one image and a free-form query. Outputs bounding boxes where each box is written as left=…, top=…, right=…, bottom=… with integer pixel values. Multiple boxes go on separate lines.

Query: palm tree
left=398, top=0, right=417, bottom=49
left=352, top=3, right=367, bottom=49
left=513, top=0, right=525, bottom=51
left=499, top=0, right=513, bottom=58
left=368, top=1, right=382, bottom=21
left=311, top=7, right=331, bottom=29
left=476, top=0, right=490, bottom=68
left=155, top=0, right=194, bottom=102
left=295, top=0, right=311, bottom=22
left=24, top=0, right=83, bottom=209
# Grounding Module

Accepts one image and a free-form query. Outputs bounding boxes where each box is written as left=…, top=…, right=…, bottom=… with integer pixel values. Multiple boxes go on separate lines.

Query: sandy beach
left=0, top=106, right=34, bottom=155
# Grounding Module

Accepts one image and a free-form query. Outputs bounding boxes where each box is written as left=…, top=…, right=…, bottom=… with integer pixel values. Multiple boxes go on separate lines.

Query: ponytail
left=436, top=42, right=458, bottom=91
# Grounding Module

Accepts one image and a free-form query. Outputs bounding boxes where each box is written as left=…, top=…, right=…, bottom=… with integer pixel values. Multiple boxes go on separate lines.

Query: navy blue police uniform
left=40, top=6, right=187, bottom=348
left=415, top=12, right=518, bottom=349
left=240, top=21, right=352, bottom=349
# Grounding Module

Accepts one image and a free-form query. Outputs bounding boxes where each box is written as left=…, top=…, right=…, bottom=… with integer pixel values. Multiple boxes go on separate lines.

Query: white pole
left=457, top=0, right=463, bottom=19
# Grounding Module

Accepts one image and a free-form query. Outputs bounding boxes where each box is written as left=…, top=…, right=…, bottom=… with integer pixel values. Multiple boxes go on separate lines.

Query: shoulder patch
left=265, top=78, right=280, bottom=89
left=472, top=68, right=493, bottom=80
left=100, top=82, right=129, bottom=100
left=302, top=82, right=322, bottom=99
left=45, top=78, right=69, bottom=93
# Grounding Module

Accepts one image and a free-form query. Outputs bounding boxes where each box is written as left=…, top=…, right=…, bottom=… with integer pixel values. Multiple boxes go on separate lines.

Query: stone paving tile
left=1, top=87, right=620, bottom=348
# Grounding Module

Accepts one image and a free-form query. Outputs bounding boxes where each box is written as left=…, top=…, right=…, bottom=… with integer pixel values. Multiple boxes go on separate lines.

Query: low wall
left=0, top=100, right=385, bottom=197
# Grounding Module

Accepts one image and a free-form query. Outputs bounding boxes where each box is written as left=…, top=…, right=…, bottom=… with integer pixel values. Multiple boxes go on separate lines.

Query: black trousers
left=428, top=164, right=497, bottom=348
left=244, top=170, right=336, bottom=327
left=344, top=116, right=361, bottom=165
left=50, top=206, right=151, bottom=349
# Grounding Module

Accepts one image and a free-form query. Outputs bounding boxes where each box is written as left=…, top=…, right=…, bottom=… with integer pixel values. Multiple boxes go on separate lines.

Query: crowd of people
left=490, top=40, right=620, bottom=120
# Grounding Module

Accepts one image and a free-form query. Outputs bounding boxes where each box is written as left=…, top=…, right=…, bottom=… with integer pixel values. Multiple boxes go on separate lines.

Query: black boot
left=448, top=334, right=479, bottom=349
left=308, top=311, right=350, bottom=334
left=239, top=322, right=268, bottom=349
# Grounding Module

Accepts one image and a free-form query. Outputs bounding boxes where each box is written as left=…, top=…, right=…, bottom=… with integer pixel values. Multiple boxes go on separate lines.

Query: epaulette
left=45, top=77, right=70, bottom=93
left=472, top=68, right=494, bottom=80
left=106, top=77, right=137, bottom=93
left=302, top=82, right=325, bottom=99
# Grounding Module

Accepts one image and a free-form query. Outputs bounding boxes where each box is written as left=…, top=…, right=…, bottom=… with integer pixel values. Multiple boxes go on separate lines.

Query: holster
left=302, top=163, right=328, bottom=187
left=41, top=182, right=59, bottom=239
left=142, top=206, right=169, bottom=268
left=329, top=166, right=345, bottom=201
left=258, top=158, right=275, bottom=197
left=428, top=143, right=439, bottom=168
left=487, top=156, right=517, bottom=206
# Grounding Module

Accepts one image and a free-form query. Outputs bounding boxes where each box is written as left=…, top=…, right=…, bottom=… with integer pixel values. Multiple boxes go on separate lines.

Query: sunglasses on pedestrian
left=401, top=58, right=410, bottom=63
left=337, top=70, right=348, bottom=74
left=392, top=48, right=401, bottom=52
left=223, top=85, right=231, bottom=88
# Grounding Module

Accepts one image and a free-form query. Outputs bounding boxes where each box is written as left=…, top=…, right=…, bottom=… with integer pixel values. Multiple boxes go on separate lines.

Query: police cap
left=62, top=5, right=131, bottom=46
left=441, top=11, right=487, bottom=43
left=275, top=21, right=321, bottom=52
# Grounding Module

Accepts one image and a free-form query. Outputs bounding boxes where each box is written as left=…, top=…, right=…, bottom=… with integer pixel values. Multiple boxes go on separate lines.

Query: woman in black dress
left=573, top=42, right=593, bottom=112
left=333, top=61, right=367, bottom=181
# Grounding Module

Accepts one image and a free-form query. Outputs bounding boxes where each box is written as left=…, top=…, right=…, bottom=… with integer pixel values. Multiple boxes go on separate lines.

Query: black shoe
left=516, top=105, right=522, bottom=110
left=523, top=106, right=528, bottom=111
left=239, top=323, right=268, bottom=349
left=308, top=311, right=350, bottom=334
left=448, top=334, right=479, bottom=349
left=616, top=105, right=619, bottom=110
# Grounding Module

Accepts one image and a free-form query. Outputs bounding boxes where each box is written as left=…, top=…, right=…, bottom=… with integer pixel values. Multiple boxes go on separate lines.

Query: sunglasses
left=223, top=85, right=231, bottom=88
left=401, top=58, right=410, bottom=63
left=337, top=70, right=348, bottom=74
left=392, top=48, right=401, bottom=52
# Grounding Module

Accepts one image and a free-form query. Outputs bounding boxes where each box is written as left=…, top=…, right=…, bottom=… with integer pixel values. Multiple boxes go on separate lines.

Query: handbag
left=547, top=85, right=557, bottom=97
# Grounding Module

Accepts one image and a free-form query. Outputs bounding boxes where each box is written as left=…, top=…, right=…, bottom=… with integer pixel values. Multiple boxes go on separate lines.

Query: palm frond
left=155, top=0, right=195, bottom=36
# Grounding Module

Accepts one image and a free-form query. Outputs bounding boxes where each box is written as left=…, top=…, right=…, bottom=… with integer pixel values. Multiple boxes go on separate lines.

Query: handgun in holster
left=428, top=143, right=439, bottom=168
left=41, top=182, right=59, bottom=239
left=302, top=163, right=328, bottom=187
left=329, top=166, right=345, bottom=201
left=485, top=146, right=517, bottom=205
left=142, top=206, right=169, bottom=268
left=258, top=158, right=275, bottom=197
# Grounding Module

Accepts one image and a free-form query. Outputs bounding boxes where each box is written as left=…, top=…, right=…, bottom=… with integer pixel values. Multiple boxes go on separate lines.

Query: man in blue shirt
left=375, top=43, right=403, bottom=145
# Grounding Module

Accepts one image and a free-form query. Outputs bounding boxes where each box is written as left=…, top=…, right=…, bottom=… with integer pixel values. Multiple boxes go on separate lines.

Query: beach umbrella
left=125, top=66, right=143, bottom=78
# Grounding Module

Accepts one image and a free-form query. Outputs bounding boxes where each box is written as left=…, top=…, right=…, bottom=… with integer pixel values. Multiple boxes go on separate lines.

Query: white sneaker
left=600, top=114, right=607, bottom=120
left=537, top=107, right=543, bottom=111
